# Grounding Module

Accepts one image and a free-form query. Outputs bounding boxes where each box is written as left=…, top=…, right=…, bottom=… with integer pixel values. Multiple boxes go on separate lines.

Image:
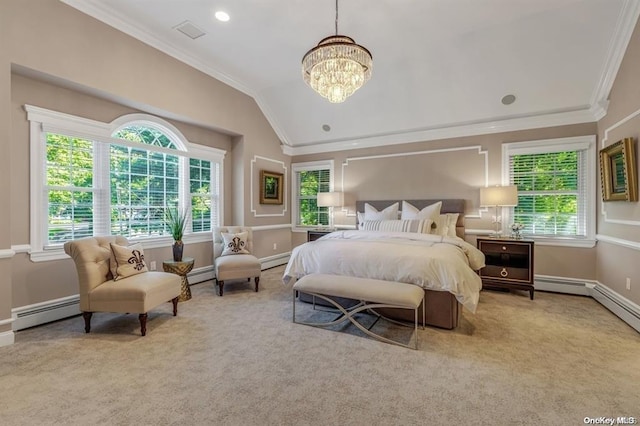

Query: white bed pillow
left=363, top=202, right=399, bottom=221
left=432, top=213, right=460, bottom=238
left=360, top=219, right=432, bottom=234
left=401, top=201, right=442, bottom=222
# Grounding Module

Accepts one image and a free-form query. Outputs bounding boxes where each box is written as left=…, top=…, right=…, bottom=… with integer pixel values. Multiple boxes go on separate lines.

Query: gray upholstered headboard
left=355, top=199, right=466, bottom=238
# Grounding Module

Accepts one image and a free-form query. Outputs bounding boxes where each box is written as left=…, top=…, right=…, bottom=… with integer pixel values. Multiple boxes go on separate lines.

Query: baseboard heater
left=12, top=295, right=80, bottom=331
left=589, top=283, right=640, bottom=334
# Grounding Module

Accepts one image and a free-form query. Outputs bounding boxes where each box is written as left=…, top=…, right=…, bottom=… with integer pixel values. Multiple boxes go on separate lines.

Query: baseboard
left=12, top=295, right=80, bottom=331
left=534, top=274, right=592, bottom=296
left=588, top=282, right=640, bottom=333
left=260, top=252, right=291, bottom=270
left=189, top=265, right=214, bottom=284
left=0, top=329, right=15, bottom=347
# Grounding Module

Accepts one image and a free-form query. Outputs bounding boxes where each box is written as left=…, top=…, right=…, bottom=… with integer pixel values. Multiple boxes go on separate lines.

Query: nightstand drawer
left=481, top=265, right=530, bottom=282
left=479, top=241, right=530, bottom=255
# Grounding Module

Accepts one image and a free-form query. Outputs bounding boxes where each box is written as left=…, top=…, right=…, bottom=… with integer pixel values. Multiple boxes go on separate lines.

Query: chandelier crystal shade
left=302, top=1, right=372, bottom=103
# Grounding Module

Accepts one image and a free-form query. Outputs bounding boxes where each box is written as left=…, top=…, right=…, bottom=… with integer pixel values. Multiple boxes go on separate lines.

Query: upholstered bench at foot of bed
left=292, top=274, right=425, bottom=349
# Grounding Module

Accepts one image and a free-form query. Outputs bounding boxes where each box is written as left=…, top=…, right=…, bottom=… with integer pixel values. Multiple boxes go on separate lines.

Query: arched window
left=26, top=106, right=225, bottom=259
left=110, top=121, right=185, bottom=239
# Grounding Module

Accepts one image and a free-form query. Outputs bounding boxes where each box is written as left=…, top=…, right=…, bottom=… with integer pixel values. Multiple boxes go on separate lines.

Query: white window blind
left=190, top=158, right=219, bottom=233
left=504, top=136, right=595, bottom=242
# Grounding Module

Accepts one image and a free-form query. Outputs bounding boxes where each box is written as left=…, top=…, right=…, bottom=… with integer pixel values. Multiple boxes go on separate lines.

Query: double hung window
left=503, top=136, right=595, bottom=246
left=292, top=161, right=333, bottom=229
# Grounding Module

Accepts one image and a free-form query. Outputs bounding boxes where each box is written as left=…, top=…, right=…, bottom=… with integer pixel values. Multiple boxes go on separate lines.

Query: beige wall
left=0, top=2, right=13, bottom=337
left=293, top=123, right=598, bottom=279
left=596, top=18, right=640, bottom=304
left=1, top=0, right=291, bottom=321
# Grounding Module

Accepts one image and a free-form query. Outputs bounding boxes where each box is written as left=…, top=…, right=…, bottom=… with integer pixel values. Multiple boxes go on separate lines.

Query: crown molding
left=589, top=0, right=640, bottom=110
left=282, top=107, right=598, bottom=156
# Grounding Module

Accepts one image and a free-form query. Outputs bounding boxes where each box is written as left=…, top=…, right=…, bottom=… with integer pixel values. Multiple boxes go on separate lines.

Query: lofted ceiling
left=62, top=0, right=640, bottom=155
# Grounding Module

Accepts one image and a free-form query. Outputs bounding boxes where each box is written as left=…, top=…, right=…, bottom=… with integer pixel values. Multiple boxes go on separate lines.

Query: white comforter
left=283, top=230, right=485, bottom=313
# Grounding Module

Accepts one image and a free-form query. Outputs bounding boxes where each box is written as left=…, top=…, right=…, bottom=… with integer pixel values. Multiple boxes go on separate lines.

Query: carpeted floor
left=1, top=265, right=639, bottom=425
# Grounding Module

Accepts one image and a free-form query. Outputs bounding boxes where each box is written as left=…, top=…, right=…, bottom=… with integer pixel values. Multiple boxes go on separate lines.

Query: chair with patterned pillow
left=213, top=226, right=261, bottom=296
left=64, top=236, right=181, bottom=336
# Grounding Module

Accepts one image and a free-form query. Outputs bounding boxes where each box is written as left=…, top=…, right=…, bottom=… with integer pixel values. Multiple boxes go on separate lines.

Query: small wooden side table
left=163, top=257, right=195, bottom=302
left=477, top=238, right=535, bottom=300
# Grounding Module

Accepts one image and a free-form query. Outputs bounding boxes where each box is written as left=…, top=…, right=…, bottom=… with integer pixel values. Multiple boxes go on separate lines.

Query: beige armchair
left=213, top=226, right=261, bottom=296
left=64, top=236, right=181, bottom=336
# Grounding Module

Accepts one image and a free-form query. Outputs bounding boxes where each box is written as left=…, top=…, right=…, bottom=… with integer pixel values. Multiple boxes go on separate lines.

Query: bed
left=283, top=199, right=485, bottom=329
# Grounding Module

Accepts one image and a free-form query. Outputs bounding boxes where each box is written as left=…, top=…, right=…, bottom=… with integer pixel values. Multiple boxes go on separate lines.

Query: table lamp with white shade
left=317, top=191, right=344, bottom=229
left=480, top=185, right=518, bottom=236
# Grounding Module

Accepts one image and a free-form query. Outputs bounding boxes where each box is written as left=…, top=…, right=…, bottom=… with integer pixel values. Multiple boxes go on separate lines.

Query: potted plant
left=165, top=207, right=188, bottom=261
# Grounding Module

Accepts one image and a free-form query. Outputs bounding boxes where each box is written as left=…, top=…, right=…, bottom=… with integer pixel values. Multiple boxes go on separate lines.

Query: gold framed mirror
left=600, top=138, right=638, bottom=202
left=259, top=170, right=283, bottom=205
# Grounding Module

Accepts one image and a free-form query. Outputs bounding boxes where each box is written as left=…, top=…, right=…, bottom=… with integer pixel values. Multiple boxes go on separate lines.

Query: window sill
left=529, top=237, right=596, bottom=248
left=30, top=232, right=214, bottom=263
left=292, top=226, right=330, bottom=233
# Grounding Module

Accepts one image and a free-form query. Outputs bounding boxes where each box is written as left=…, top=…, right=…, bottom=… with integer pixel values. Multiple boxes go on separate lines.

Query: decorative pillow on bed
left=360, top=219, right=432, bottom=234
left=431, top=213, right=460, bottom=238
left=363, top=202, right=399, bottom=221
left=221, top=232, right=250, bottom=256
left=400, top=201, right=442, bottom=222
left=109, top=243, right=148, bottom=281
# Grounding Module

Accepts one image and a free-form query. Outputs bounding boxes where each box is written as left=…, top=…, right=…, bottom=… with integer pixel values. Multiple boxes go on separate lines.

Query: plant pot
left=172, top=241, right=184, bottom=262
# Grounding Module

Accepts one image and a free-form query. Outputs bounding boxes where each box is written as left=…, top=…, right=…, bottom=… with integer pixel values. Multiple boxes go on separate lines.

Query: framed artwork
left=260, top=170, right=283, bottom=205
left=600, top=137, right=638, bottom=202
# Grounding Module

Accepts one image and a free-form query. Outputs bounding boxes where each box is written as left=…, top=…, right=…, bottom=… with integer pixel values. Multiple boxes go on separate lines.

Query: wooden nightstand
left=477, top=238, right=535, bottom=300
left=307, top=229, right=333, bottom=242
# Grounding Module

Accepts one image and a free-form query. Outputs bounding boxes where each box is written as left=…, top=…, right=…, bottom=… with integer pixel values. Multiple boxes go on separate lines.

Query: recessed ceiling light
left=322, top=124, right=331, bottom=132
left=214, top=11, right=230, bottom=22
left=501, top=94, right=516, bottom=105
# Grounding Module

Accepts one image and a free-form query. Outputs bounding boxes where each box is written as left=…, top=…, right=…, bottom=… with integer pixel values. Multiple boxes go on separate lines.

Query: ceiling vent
left=174, top=21, right=206, bottom=40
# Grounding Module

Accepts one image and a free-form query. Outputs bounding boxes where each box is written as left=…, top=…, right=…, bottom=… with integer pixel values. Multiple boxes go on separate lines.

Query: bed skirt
left=298, top=288, right=461, bottom=330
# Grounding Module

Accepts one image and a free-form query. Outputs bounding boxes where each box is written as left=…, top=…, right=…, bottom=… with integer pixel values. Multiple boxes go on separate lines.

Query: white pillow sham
left=221, top=232, right=250, bottom=256
left=360, top=219, right=432, bottom=234
left=432, top=213, right=460, bottom=238
left=110, top=243, right=148, bottom=281
left=401, top=200, right=442, bottom=222
left=363, top=202, right=399, bottom=221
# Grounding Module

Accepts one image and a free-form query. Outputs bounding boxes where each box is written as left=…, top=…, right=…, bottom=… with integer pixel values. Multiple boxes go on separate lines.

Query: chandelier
left=302, top=0, right=372, bottom=103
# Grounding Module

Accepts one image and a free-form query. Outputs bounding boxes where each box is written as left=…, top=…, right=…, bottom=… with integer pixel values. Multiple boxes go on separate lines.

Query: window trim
left=502, top=135, right=596, bottom=248
left=291, top=160, right=334, bottom=232
left=26, top=105, right=226, bottom=262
